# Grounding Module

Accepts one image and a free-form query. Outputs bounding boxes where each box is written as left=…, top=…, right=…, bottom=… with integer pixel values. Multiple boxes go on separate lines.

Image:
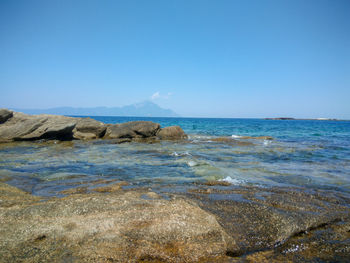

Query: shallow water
left=0, top=117, right=349, bottom=196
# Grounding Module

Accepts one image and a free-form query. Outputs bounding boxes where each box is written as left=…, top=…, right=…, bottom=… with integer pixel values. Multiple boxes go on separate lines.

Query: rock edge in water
left=0, top=109, right=187, bottom=142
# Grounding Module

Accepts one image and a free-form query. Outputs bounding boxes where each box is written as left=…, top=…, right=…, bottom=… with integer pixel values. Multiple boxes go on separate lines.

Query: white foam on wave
left=187, top=161, right=198, bottom=167
left=219, top=176, right=243, bottom=185
left=188, top=135, right=213, bottom=141
left=171, top=151, right=191, bottom=157
left=263, top=140, right=271, bottom=146
left=231, top=134, right=242, bottom=139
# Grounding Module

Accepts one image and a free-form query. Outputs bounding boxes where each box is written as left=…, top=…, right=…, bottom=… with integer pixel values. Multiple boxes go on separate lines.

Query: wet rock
left=240, top=136, right=273, bottom=140
left=157, top=126, right=187, bottom=140
left=202, top=180, right=231, bottom=186
left=0, top=109, right=13, bottom=124
left=212, top=137, right=254, bottom=146
left=92, top=182, right=128, bottom=193
left=0, top=112, right=76, bottom=142
left=110, top=138, right=133, bottom=144
left=233, top=218, right=350, bottom=262
left=104, top=121, right=160, bottom=139
left=73, top=117, right=106, bottom=140
left=60, top=187, right=89, bottom=195
left=0, top=183, right=231, bottom=262
left=211, top=137, right=234, bottom=143
left=186, top=186, right=350, bottom=256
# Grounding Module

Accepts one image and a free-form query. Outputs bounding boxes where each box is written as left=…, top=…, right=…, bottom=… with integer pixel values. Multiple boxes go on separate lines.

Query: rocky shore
left=1, top=181, right=350, bottom=262
left=0, top=109, right=187, bottom=143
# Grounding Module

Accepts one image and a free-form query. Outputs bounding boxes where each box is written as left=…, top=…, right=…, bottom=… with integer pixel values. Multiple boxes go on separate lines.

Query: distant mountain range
left=14, top=101, right=179, bottom=117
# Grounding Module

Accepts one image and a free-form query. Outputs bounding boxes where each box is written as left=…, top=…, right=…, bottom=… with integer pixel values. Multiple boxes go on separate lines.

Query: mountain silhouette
left=15, top=101, right=179, bottom=117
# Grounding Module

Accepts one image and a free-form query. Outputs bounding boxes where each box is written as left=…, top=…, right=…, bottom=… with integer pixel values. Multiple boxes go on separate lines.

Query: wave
left=171, top=151, right=191, bottom=157
left=187, top=161, right=200, bottom=167
left=219, top=176, right=244, bottom=185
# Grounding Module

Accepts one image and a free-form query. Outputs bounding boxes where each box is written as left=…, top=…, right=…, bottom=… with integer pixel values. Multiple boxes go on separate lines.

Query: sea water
left=0, top=117, right=349, bottom=196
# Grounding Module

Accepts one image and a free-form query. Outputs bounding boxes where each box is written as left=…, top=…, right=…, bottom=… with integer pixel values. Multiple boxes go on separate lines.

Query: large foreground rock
left=0, top=183, right=231, bottom=262
left=104, top=121, right=161, bottom=139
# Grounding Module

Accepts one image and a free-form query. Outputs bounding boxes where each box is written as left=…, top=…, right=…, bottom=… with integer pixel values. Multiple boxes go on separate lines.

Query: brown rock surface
left=1, top=182, right=349, bottom=262
left=0, top=183, right=231, bottom=262
left=157, top=126, right=187, bottom=140
left=0, top=112, right=76, bottom=142
left=104, top=121, right=160, bottom=139
left=73, top=117, right=106, bottom=140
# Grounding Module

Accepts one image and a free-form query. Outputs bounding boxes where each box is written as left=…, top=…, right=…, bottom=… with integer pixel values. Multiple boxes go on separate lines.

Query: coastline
left=1, top=109, right=350, bottom=261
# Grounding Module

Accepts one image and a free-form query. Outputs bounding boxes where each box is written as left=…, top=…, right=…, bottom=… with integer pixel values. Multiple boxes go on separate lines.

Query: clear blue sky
left=1, top=0, right=349, bottom=118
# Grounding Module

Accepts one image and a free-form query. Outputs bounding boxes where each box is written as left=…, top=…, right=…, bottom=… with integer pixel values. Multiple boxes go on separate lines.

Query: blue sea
left=0, top=117, right=349, bottom=196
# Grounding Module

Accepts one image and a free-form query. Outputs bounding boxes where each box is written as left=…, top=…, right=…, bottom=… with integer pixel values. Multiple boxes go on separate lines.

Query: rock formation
left=156, top=125, right=187, bottom=140
left=104, top=121, right=160, bottom=139
left=0, top=109, right=187, bottom=143
left=0, top=183, right=231, bottom=262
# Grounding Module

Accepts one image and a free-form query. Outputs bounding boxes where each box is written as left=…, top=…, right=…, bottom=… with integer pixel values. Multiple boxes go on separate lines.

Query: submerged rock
left=240, top=136, right=274, bottom=140
left=157, top=126, right=187, bottom=140
left=0, top=183, right=231, bottom=262
left=212, top=137, right=254, bottom=146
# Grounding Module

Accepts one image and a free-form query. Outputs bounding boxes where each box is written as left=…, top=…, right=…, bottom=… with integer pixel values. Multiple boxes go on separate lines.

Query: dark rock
left=73, top=117, right=106, bottom=140
left=0, top=109, right=13, bottom=124
left=0, top=183, right=231, bottom=262
left=110, top=138, right=133, bottom=144
left=240, top=136, right=273, bottom=140
left=157, top=126, right=187, bottom=140
left=104, top=121, right=160, bottom=139
left=202, top=181, right=231, bottom=186
left=211, top=137, right=254, bottom=146
left=186, top=186, right=350, bottom=256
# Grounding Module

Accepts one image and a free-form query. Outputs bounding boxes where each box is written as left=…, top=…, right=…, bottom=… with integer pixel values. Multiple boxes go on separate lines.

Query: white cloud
left=151, top=92, right=160, bottom=100
left=151, top=92, right=173, bottom=100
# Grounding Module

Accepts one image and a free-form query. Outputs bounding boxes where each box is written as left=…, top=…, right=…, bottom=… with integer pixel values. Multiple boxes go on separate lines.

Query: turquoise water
left=0, top=117, right=349, bottom=196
